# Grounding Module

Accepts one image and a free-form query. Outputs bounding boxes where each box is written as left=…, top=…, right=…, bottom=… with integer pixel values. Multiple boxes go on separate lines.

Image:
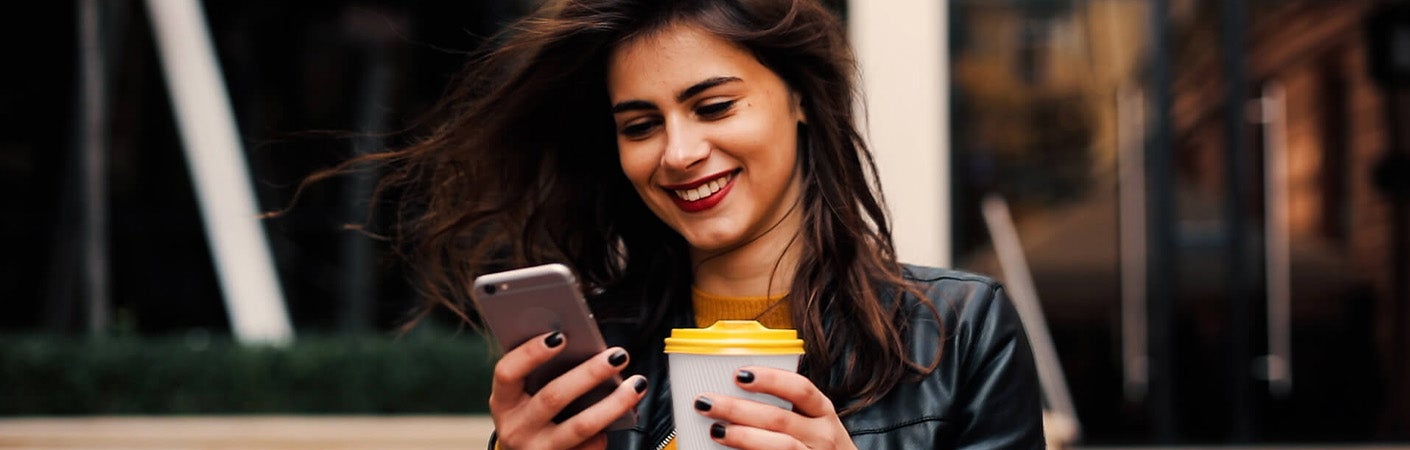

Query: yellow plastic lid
left=663, top=320, right=805, bottom=355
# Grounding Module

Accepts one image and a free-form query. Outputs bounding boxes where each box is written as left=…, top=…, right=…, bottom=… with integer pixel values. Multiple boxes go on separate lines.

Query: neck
left=689, top=203, right=803, bottom=298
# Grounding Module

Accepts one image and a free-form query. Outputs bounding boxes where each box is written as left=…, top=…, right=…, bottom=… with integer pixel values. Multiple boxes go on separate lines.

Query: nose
left=660, top=122, right=709, bottom=171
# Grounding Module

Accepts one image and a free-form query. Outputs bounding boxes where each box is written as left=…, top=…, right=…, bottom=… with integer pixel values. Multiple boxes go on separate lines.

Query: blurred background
left=2, top=0, right=1408, bottom=447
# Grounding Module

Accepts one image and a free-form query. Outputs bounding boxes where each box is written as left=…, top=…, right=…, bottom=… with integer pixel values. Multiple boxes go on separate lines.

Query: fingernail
left=608, top=349, right=628, bottom=367
left=710, top=423, right=726, bottom=439
left=543, top=332, right=563, bottom=348
left=736, top=370, right=755, bottom=384
left=694, top=396, right=713, bottom=412
left=633, top=377, right=648, bottom=393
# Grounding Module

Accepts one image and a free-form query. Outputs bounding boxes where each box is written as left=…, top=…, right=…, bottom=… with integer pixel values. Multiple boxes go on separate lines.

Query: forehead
left=607, top=24, right=770, bottom=99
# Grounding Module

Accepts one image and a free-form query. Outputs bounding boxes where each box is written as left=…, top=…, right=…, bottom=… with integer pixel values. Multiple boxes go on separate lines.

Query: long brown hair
left=317, top=0, right=942, bottom=415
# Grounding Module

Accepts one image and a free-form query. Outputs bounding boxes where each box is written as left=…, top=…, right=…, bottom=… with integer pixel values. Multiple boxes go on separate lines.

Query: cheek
left=617, top=143, right=654, bottom=186
left=721, top=116, right=797, bottom=165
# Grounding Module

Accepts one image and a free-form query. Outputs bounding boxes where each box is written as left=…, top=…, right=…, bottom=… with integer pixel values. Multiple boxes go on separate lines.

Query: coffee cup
left=663, top=320, right=805, bottom=449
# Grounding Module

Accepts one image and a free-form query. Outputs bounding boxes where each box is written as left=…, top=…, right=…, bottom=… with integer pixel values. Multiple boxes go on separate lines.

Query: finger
left=692, top=392, right=800, bottom=436
left=489, top=331, right=567, bottom=410
left=551, top=375, right=648, bottom=448
left=734, top=366, right=836, bottom=418
left=523, top=347, right=631, bottom=423
left=708, top=422, right=807, bottom=450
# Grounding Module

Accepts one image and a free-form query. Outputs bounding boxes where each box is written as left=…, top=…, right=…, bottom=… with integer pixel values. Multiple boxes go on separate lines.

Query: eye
left=695, top=100, right=736, bottom=119
left=618, top=118, right=660, bottom=139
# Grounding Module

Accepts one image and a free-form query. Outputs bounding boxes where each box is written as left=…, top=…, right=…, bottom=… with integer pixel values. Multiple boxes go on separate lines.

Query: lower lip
left=668, top=176, right=735, bottom=213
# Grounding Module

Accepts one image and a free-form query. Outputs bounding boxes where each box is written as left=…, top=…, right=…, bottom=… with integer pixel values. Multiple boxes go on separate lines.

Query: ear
left=791, top=90, right=808, bottom=125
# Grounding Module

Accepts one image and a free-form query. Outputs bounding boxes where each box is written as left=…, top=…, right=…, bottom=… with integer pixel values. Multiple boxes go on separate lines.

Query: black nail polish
left=543, top=332, right=563, bottom=348
left=633, top=377, right=648, bottom=393
left=736, top=370, right=755, bottom=384
left=694, top=396, right=713, bottom=412
left=710, top=423, right=726, bottom=439
left=608, top=349, right=628, bottom=367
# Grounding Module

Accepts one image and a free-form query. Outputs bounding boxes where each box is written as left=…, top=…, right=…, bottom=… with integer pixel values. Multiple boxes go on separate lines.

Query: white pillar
left=848, top=0, right=951, bottom=268
left=145, top=0, right=294, bottom=345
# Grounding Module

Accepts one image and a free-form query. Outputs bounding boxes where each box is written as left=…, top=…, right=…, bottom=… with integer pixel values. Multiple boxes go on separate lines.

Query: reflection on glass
left=951, top=0, right=1404, bottom=444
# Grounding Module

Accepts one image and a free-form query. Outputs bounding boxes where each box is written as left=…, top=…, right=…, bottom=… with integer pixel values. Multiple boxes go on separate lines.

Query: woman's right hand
left=489, top=331, right=648, bottom=450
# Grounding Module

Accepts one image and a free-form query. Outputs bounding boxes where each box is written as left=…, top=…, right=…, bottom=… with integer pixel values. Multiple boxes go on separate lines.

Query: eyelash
left=618, top=100, right=738, bottom=139
left=620, top=121, right=658, bottom=139
left=696, top=100, right=736, bottom=118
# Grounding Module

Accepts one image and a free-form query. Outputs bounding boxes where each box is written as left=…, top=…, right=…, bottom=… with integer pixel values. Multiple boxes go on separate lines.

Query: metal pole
left=144, top=0, right=293, bottom=345
left=1383, top=85, right=1410, bottom=439
left=342, top=18, right=396, bottom=332
left=1366, top=5, right=1410, bottom=432
left=1259, top=84, right=1293, bottom=399
left=1221, top=0, right=1256, bottom=441
left=981, top=195, right=1082, bottom=443
left=1146, top=0, right=1178, bottom=441
left=1117, top=85, right=1149, bottom=402
left=79, top=0, right=110, bottom=336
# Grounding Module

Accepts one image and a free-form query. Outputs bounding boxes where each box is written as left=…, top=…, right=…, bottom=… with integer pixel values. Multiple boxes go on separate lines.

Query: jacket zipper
left=652, top=429, right=676, bottom=450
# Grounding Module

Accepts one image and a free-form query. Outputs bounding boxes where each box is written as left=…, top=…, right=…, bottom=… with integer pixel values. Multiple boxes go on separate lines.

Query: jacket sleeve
left=950, top=284, right=1046, bottom=449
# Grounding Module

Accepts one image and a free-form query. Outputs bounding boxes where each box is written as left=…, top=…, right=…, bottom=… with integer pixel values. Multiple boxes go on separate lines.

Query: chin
left=678, top=229, right=742, bottom=253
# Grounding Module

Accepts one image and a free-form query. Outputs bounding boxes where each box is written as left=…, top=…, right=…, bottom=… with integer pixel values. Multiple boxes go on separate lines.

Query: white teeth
left=673, top=173, right=732, bottom=202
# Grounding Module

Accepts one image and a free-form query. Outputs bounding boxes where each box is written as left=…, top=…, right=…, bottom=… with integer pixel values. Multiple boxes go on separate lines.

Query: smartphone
left=471, top=263, right=636, bottom=430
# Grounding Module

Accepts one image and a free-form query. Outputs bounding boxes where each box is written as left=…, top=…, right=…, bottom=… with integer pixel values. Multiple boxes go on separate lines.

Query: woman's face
left=607, top=23, right=805, bottom=253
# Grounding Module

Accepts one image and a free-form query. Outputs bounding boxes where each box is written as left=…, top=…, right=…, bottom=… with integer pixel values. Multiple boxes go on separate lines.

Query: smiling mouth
left=671, top=172, right=734, bottom=202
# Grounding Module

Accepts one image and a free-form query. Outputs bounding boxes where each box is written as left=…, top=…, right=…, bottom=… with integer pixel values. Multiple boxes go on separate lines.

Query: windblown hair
left=325, top=0, right=942, bottom=415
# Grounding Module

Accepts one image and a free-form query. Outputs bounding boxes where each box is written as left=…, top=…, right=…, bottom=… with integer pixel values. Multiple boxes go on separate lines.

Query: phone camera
left=483, top=284, right=497, bottom=295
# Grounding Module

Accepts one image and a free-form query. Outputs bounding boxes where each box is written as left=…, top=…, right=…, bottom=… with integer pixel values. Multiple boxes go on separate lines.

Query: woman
left=364, top=0, right=1044, bottom=448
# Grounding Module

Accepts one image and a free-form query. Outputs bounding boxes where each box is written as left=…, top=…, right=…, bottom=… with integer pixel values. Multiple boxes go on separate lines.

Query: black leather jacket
left=491, top=266, right=1045, bottom=449
left=602, top=266, right=1045, bottom=449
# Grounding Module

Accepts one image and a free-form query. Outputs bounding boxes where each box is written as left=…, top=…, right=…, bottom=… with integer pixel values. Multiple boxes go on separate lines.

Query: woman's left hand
left=691, top=366, right=857, bottom=450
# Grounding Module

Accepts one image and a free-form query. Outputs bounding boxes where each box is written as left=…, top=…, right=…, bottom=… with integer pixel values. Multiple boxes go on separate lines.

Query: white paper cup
left=664, top=321, right=805, bottom=450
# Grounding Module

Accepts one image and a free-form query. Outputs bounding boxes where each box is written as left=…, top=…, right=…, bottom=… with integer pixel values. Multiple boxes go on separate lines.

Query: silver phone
left=471, top=263, right=636, bottom=430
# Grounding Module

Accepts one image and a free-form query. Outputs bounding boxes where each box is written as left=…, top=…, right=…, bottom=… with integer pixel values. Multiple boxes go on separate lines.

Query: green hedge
left=0, top=332, right=496, bottom=415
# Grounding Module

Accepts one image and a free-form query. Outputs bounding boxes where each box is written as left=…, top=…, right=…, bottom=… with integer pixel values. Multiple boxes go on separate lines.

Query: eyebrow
left=611, top=76, right=743, bottom=113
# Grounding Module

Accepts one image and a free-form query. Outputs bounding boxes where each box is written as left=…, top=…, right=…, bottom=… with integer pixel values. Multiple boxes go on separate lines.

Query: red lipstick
left=662, top=169, right=737, bottom=213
